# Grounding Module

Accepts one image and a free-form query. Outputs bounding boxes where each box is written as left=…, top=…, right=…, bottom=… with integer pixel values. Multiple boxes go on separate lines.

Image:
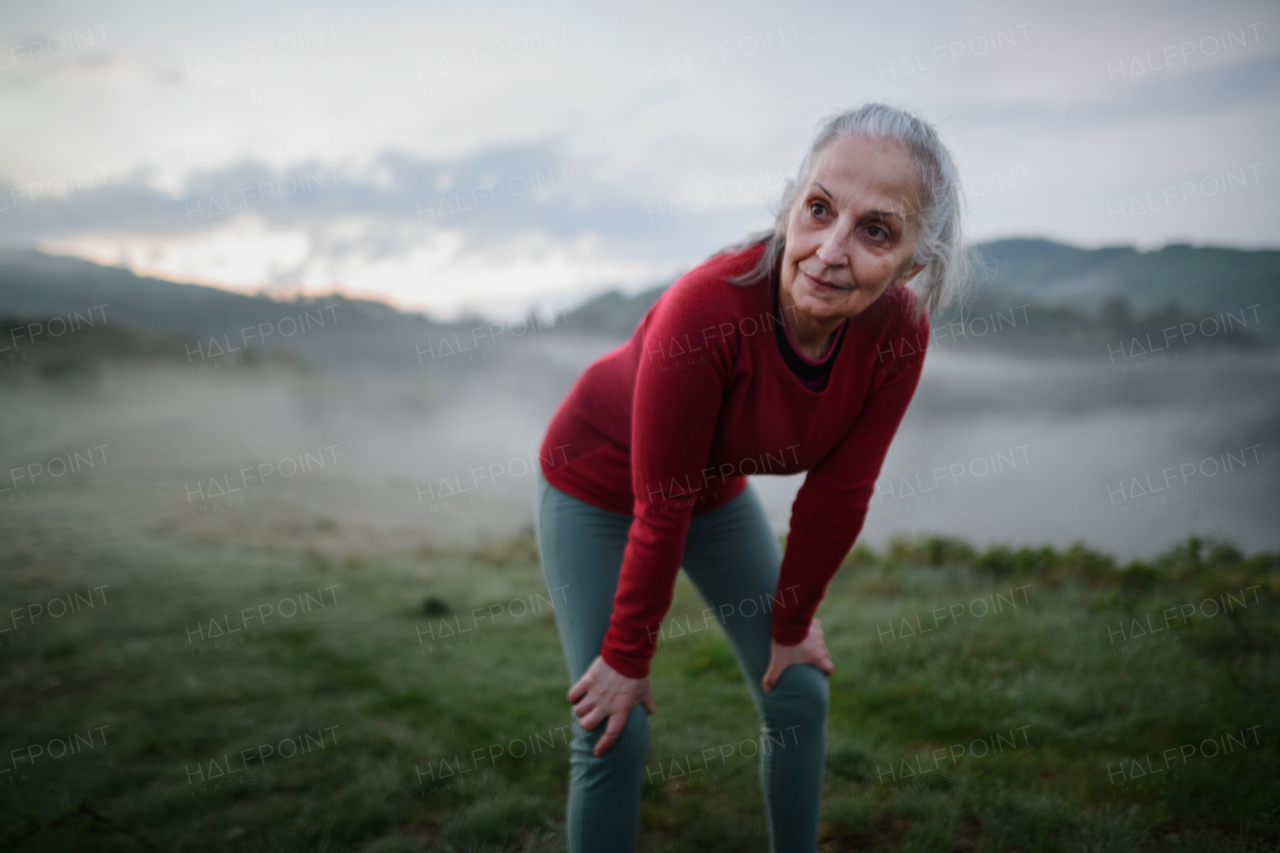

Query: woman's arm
left=761, top=617, right=835, bottom=692
left=602, top=291, right=735, bottom=678
left=770, top=311, right=930, bottom=648
left=759, top=342, right=925, bottom=692
left=566, top=280, right=735, bottom=754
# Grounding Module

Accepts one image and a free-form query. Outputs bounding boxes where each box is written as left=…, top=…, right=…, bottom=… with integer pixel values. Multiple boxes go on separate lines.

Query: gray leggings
left=533, top=470, right=828, bottom=853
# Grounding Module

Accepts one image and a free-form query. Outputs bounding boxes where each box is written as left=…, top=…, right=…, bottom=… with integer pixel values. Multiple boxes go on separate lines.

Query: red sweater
left=540, top=242, right=929, bottom=678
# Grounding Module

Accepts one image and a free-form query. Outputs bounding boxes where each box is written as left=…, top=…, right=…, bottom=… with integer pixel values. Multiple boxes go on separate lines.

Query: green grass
left=0, top=500, right=1276, bottom=852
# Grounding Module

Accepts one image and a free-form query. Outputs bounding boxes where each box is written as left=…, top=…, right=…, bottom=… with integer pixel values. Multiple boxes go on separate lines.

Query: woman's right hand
left=568, top=655, right=657, bottom=756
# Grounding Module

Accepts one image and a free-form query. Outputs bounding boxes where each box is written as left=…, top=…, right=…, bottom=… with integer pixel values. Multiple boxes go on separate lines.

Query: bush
left=843, top=533, right=1275, bottom=594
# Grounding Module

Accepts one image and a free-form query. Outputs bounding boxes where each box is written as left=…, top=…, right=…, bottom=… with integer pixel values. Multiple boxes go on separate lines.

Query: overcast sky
left=1, top=0, right=1277, bottom=319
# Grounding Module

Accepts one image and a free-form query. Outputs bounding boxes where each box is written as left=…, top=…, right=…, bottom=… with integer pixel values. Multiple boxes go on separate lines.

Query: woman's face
left=779, top=134, right=927, bottom=323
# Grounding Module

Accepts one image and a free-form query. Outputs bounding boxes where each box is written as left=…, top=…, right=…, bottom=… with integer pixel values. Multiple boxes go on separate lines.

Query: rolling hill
left=0, top=239, right=1274, bottom=369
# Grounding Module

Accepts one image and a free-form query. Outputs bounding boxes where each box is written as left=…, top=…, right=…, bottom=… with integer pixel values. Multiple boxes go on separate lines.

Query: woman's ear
left=896, top=262, right=926, bottom=286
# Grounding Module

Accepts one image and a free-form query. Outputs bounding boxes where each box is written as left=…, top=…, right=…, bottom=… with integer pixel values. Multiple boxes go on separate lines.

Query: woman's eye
left=808, top=200, right=827, bottom=217
left=867, top=224, right=889, bottom=240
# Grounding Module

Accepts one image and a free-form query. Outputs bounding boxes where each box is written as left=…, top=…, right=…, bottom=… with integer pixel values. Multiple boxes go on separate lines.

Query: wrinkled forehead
left=806, top=135, right=926, bottom=222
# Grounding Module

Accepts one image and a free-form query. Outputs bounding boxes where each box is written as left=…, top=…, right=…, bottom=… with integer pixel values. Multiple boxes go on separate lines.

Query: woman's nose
left=815, top=232, right=848, bottom=267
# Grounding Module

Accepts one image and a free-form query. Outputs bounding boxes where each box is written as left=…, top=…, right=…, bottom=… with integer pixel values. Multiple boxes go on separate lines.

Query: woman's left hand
left=761, top=617, right=835, bottom=693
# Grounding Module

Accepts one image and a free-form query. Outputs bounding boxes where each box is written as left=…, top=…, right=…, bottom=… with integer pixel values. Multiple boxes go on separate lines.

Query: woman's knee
left=761, top=664, right=829, bottom=729
left=574, top=703, right=651, bottom=770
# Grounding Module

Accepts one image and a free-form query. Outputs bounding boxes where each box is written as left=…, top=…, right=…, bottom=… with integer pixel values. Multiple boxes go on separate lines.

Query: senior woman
left=533, top=102, right=965, bottom=852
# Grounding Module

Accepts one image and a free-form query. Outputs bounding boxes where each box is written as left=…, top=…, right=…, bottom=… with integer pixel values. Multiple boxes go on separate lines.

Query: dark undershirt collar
left=773, top=280, right=847, bottom=390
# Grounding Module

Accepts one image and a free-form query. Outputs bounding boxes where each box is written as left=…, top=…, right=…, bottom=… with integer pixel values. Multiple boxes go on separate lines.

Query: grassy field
left=0, top=491, right=1277, bottom=852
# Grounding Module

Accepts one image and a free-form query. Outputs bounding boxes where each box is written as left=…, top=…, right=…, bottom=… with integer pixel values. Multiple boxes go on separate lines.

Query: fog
left=4, top=335, right=1276, bottom=562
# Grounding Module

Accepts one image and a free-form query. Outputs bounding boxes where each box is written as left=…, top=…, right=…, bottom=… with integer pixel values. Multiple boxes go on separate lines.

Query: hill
left=0, top=248, right=460, bottom=370
left=0, top=240, right=1274, bottom=366
left=556, top=239, right=1277, bottom=347
left=969, top=238, right=1277, bottom=322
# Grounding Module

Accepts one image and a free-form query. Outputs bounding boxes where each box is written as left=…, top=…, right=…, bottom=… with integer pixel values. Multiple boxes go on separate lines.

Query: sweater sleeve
left=770, top=307, right=929, bottom=645
left=598, top=286, right=732, bottom=679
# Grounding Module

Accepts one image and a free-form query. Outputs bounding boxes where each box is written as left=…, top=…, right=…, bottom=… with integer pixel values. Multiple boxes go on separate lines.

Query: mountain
left=0, top=239, right=1274, bottom=365
left=556, top=239, right=1278, bottom=345
left=968, top=238, right=1276, bottom=321
left=560, top=286, right=665, bottom=339
left=0, top=247, right=453, bottom=369
left=0, top=247, right=427, bottom=332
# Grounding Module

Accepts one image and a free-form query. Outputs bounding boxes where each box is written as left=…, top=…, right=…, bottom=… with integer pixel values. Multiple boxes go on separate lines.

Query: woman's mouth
left=803, top=272, right=851, bottom=292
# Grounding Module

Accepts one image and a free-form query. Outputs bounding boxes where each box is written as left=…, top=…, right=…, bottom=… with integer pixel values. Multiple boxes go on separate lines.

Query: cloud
left=0, top=136, right=772, bottom=262
left=0, top=137, right=774, bottom=315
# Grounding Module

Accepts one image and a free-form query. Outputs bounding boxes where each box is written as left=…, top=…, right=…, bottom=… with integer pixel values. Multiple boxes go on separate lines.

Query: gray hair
left=726, top=102, right=968, bottom=315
